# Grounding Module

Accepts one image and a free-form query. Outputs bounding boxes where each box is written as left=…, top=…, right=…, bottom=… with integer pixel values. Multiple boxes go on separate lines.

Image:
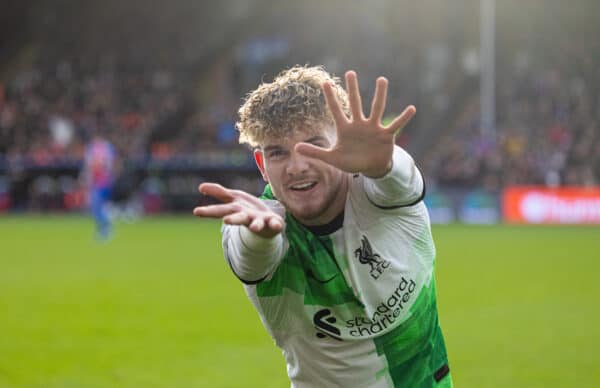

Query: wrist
left=363, top=159, right=393, bottom=179
left=239, top=225, right=281, bottom=252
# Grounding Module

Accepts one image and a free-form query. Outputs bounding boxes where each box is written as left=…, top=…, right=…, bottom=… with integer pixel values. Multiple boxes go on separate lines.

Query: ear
left=254, top=149, right=269, bottom=182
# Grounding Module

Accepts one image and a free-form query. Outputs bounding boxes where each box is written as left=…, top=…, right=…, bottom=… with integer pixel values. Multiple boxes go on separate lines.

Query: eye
left=267, top=149, right=287, bottom=159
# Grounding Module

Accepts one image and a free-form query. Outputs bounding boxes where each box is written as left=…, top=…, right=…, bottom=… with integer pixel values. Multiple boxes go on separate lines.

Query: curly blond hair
left=236, top=65, right=349, bottom=147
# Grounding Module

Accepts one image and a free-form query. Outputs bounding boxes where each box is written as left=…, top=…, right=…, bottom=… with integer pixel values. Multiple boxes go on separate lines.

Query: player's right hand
left=193, top=183, right=284, bottom=239
left=295, top=71, right=416, bottom=178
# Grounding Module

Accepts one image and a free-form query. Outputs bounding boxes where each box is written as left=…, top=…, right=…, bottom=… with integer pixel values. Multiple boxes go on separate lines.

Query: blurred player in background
left=81, top=133, right=116, bottom=241
left=194, top=66, right=452, bottom=387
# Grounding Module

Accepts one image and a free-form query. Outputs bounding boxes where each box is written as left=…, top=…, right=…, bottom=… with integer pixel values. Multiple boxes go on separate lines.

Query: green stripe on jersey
left=256, top=211, right=362, bottom=308
left=373, top=278, right=450, bottom=387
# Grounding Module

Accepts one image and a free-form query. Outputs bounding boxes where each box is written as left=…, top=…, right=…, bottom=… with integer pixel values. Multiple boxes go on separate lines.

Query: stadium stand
left=1, top=0, right=598, bottom=212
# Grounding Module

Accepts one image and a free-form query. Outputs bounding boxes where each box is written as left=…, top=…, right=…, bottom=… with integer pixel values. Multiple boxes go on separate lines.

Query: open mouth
left=290, top=181, right=317, bottom=191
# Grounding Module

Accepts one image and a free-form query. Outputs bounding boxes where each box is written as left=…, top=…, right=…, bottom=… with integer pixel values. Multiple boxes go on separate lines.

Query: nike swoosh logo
left=306, top=269, right=337, bottom=284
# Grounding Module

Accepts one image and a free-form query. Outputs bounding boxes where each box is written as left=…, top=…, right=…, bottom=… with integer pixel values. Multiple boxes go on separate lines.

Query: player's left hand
left=295, top=71, right=416, bottom=178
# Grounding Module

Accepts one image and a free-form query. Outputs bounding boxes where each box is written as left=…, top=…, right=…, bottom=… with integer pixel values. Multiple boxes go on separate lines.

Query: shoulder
left=347, top=173, right=429, bottom=227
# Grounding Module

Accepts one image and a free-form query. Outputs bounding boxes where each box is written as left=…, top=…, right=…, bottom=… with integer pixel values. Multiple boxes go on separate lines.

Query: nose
left=285, top=149, right=310, bottom=176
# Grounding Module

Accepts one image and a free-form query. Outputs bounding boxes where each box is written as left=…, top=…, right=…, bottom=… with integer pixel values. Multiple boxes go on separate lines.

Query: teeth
left=291, top=182, right=315, bottom=190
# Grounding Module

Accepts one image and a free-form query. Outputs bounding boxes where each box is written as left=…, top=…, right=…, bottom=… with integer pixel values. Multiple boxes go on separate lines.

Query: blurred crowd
left=1, top=46, right=599, bottom=202
left=0, top=55, right=243, bottom=168
left=423, top=44, right=600, bottom=190
left=1, top=0, right=598, bottom=215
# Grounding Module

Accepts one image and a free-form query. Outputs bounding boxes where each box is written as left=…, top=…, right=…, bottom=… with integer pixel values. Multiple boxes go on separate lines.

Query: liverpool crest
left=354, top=236, right=390, bottom=279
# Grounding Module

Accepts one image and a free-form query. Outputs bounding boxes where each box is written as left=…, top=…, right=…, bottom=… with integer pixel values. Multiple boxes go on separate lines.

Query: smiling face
left=255, top=125, right=349, bottom=226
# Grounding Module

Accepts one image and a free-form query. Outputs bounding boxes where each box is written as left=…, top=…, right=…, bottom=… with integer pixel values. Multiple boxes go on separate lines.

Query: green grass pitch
left=0, top=216, right=598, bottom=387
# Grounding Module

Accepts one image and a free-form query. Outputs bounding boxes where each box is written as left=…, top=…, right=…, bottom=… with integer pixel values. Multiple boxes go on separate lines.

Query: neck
left=300, top=210, right=344, bottom=235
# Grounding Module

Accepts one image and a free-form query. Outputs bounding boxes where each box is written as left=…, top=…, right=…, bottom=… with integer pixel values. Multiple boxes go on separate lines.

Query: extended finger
left=193, top=203, right=238, bottom=218
left=229, top=188, right=268, bottom=209
left=345, top=71, right=364, bottom=121
left=223, top=211, right=251, bottom=225
left=322, top=82, right=348, bottom=126
left=267, top=216, right=284, bottom=232
left=248, top=217, right=265, bottom=233
left=383, top=105, right=416, bottom=135
left=198, top=182, right=235, bottom=203
left=294, top=142, right=333, bottom=165
left=370, top=77, right=388, bottom=122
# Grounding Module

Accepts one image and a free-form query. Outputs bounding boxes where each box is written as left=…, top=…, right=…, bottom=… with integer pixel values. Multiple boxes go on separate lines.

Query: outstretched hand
left=193, top=183, right=284, bottom=239
left=295, top=71, right=416, bottom=178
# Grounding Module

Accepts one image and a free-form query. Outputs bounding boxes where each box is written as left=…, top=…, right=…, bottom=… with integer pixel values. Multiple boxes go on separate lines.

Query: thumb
left=294, top=142, right=332, bottom=164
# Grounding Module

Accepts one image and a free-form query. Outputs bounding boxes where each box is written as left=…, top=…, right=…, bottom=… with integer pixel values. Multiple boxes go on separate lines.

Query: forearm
left=222, top=224, right=286, bottom=284
left=363, top=146, right=424, bottom=207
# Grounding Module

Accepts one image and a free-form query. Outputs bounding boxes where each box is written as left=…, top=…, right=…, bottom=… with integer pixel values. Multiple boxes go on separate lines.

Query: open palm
left=193, top=183, right=284, bottom=239
left=295, top=71, right=416, bottom=178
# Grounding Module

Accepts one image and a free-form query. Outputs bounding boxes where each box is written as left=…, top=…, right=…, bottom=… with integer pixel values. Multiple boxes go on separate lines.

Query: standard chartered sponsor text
left=346, top=277, right=416, bottom=337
